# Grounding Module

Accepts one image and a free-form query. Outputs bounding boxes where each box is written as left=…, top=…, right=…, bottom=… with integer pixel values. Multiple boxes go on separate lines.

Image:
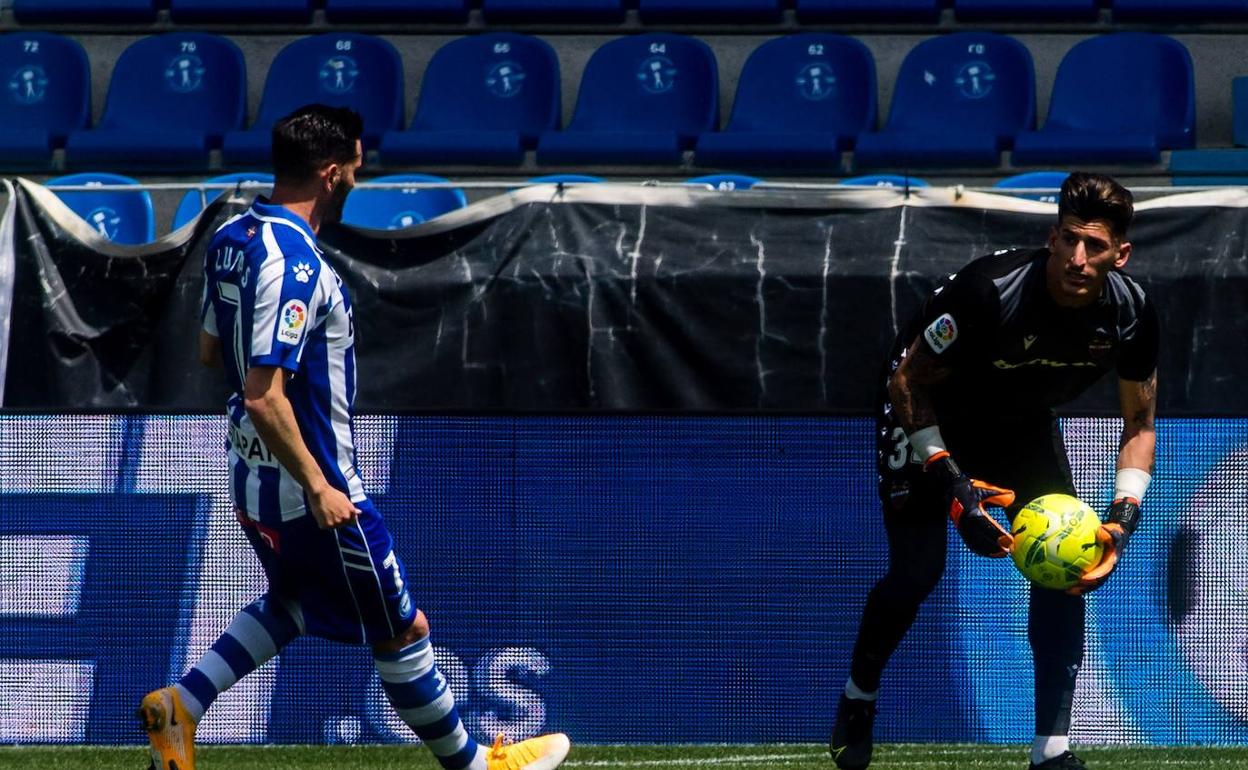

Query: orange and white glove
left=1068, top=497, right=1140, bottom=595
left=925, top=452, right=1016, bottom=558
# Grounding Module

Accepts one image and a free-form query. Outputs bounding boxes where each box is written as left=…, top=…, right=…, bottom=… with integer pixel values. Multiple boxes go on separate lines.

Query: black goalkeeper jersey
left=883, top=247, right=1159, bottom=422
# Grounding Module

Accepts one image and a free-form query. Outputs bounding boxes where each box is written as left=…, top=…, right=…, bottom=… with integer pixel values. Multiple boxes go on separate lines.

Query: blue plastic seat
left=170, top=0, right=312, bottom=22
left=0, top=32, right=89, bottom=169
left=66, top=33, right=245, bottom=172
left=795, top=0, right=941, bottom=22
left=528, top=174, right=603, bottom=183
left=482, top=0, right=625, bottom=22
left=46, top=172, right=155, bottom=245
left=172, top=173, right=274, bottom=230
left=1013, top=34, right=1194, bottom=165
left=696, top=34, right=875, bottom=171
left=954, top=0, right=1098, bottom=20
left=686, top=173, right=761, bottom=190
left=839, top=174, right=929, bottom=188
left=854, top=32, right=1034, bottom=169
left=223, top=34, right=404, bottom=168
left=639, top=0, right=783, bottom=22
left=1113, top=0, right=1248, bottom=21
left=342, top=174, right=467, bottom=229
left=381, top=33, right=559, bottom=167
left=13, top=0, right=157, bottom=22
left=325, top=0, right=470, bottom=22
left=995, top=171, right=1068, bottom=202
left=537, top=34, right=718, bottom=166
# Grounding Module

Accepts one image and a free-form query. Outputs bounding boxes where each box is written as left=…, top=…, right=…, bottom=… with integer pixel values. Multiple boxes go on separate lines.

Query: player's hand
left=1068, top=498, right=1138, bottom=595
left=925, top=452, right=1016, bottom=558
left=308, top=484, right=360, bottom=530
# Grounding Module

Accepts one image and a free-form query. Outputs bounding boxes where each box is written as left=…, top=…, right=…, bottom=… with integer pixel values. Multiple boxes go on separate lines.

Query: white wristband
left=1115, top=468, right=1151, bottom=502
left=908, top=425, right=948, bottom=463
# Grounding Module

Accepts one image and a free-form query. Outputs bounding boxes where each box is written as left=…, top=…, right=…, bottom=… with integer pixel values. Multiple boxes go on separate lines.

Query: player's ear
left=321, top=162, right=340, bottom=193
left=1114, top=240, right=1132, bottom=270
left=1047, top=225, right=1059, bottom=250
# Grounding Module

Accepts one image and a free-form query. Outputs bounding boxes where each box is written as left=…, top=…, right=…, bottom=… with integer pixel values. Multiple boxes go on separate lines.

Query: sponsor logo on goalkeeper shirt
left=923, top=313, right=958, bottom=353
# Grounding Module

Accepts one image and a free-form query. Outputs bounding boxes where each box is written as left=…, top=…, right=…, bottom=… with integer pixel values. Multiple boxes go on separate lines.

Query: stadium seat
left=695, top=34, right=875, bottom=171
left=954, top=0, right=1098, bottom=20
left=686, top=173, right=761, bottom=190
left=66, top=33, right=245, bottom=172
left=795, top=0, right=941, bottom=22
left=381, top=33, right=559, bottom=167
left=537, top=34, right=718, bottom=166
left=325, top=0, right=470, bottom=22
left=170, top=0, right=311, bottom=22
left=223, top=34, right=403, bottom=168
left=638, top=0, right=784, bottom=23
left=172, top=172, right=274, bottom=230
left=341, top=174, right=467, bottom=229
left=839, top=174, right=929, bottom=187
left=45, top=172, right=155, bottom=245
left=481, top=0, right=626, bottom=22
left=853, top=32, right=1034, bottom=169
left=12, top=0, right=157, bottom=23
left=0, top=32, right=89, bottom=169
left=1012, top=33, right=1195, bottom=165
left=528, top=174, right=603, bottom=183
left=995, top=171, right=1068, bottom=202
left=1112, top=0, right=1248, bottom=21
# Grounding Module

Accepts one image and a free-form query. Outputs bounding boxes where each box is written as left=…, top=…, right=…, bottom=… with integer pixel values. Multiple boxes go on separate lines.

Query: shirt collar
left=249, top=196, right=317, bottom=242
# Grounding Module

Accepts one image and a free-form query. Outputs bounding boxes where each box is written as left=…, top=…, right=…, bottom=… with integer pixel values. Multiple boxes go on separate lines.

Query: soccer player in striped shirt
left=138, top=104, right=570, bottom=770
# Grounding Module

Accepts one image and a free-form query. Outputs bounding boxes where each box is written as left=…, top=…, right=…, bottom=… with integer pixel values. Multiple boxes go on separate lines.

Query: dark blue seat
left=839, top=174, right=929, bottom=188
left=639, top=0, right=783, bottom=22
left=528, top=174, right=603, bottom=183
left=696, top=34, right=875, bottom=171
left=342, top=174, right=467, bottom=229
left=1013, top=33, right=1194, bottom=165
left=537, top=34, right=718, bottom=166
left=1113, top=0, right=1248, bottom=21
left=170, top=0, right=311, bottom=22
left=223, top=34, right=403, bottom=168
left=795, top=0, right=941, bottom=22
left=46, top=172, right=155, bottom=245
left=13, top=0, right=157, bottom=23
left=954, top=0, right=1098, bottom=20
left=686, top=173, right=762, bottom=190
left=172, top=172, right=274, bottom=230
left=854, top=32, right=1034, bottom=169
left=0, top=32, right=89, bottom=169
left=995, top=171, right=1068, bottom=202
left=482, top=0, right=626, bottom=22
left=66, top=33, right=245, bottom=172
left=325, top=0, right=470, bottom=22
left=381, top=33, right=559, bottom=167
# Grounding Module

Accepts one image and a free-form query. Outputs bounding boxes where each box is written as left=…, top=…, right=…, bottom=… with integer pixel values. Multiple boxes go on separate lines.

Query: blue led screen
left=0, top=414, right=1244, bottom=745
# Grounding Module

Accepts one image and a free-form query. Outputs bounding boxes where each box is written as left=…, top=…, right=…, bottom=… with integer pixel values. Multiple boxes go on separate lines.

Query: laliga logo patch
left=923, top=313, right=958, bottom=353
left=278, top=299, right=307, bottom=345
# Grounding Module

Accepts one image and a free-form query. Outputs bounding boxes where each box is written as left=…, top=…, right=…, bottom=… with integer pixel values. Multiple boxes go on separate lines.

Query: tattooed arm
left=1117, top=369, right=1157, bottom=475
left=888, top=337, right=955, bottom=435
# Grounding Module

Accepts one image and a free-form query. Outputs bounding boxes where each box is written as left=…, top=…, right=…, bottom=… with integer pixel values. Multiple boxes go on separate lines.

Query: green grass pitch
left=2, top=743, right=1247, bottom=769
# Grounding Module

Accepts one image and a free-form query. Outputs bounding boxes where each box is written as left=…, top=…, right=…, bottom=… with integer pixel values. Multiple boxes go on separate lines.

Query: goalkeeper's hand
left=1068, top=497, right=1139, bottom=595
left=925, top=452, right=1016, bottom=558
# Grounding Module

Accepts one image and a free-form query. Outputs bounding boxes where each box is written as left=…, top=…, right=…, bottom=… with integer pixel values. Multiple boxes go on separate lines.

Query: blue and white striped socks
left=375, top=636, right=486, bottom=770
left=174, top=595, right=303, bottom=722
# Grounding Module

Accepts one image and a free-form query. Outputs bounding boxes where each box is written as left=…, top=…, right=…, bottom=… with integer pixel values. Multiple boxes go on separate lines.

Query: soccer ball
left=1010, top=494, right=1104, bottom=590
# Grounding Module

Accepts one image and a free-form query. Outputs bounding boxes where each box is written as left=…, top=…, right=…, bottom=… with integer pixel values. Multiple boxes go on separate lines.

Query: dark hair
left=271, top=104, right=364, bottom=183
left=1057, top=172, right=1134, bottom=241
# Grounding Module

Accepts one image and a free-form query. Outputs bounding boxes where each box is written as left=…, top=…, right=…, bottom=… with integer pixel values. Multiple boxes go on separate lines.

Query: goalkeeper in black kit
left=830, top=173, right=1159, bottom=770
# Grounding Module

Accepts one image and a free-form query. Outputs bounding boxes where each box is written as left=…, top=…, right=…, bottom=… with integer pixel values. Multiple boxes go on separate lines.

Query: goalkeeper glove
left=925, top=452, right=1016, bottom=558
left=1068, top=497, right=1140, bottom=595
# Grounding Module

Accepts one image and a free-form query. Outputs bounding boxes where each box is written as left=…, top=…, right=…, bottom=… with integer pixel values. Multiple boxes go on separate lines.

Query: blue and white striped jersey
left=201, top=197, right=364, bottom=520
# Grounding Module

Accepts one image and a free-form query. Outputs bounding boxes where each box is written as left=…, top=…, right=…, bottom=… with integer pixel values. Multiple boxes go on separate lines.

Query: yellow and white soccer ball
left=1010, top=494, right=1104, bottom=590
